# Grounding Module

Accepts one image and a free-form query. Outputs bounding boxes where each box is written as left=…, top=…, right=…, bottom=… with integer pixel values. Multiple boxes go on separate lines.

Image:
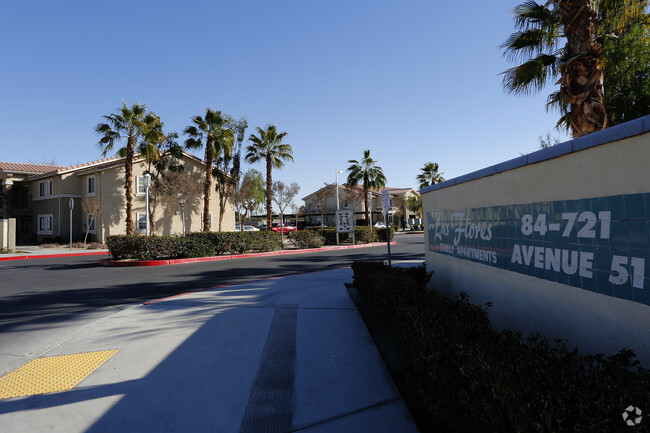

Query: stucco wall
left=422, top=116, right=650, bottom=364
left=89, top=156, right=235, bottom=242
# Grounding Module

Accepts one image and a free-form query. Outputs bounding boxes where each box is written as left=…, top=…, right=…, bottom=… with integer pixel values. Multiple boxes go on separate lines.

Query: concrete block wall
left=422, top=115, right=650, bottom=364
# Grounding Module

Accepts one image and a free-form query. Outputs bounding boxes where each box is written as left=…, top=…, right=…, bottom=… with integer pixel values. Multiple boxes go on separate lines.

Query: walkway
left=0, top=267, right=419, bottom=432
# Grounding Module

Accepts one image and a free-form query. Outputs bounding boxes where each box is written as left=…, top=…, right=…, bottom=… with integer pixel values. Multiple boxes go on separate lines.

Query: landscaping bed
left=105, top=229, right=394, bottom=261
left=350, top=261, right=650, bottom=432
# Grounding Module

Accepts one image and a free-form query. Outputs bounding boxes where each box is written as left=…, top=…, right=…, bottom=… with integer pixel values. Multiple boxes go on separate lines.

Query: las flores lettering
left=431, top=212, right=493, bottom=245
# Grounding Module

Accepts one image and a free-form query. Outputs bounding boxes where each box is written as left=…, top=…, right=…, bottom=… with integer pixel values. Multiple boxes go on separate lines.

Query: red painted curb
left=0, top=251, right=110, bottom=261
left=100, top=241, right=397, bottom=267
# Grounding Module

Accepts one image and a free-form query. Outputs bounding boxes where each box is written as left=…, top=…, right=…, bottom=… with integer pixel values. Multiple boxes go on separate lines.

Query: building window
left=37, top=214, right=53, bottom=234
left=136, top=212, right=147, bottom=232
left=136, top=176, right=145, bottom=195
left=38, top=180, right=53, bottom=197
left=0, top=180, right=4, bottom=209
left=87, top=214, right=96, bottom=234
left=201, top=213, right=212, bottom=231
left=87, top=176, right=96, bottom=196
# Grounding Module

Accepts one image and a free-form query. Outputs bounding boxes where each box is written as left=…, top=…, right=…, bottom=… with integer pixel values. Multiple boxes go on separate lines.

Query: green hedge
left=289, top=230, right=325, bottom=249
left=351, top=261, right=650, bottom=432
left=306, top=226, right=379, bottom=245
left=373, top=226, right=395, bottom=242
left=107, top=231, right=281, bottom=261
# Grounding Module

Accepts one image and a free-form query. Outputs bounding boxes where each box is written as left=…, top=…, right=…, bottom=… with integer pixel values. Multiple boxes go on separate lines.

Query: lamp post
left=144, top=173, right=151, bottom=236
left=335, top=170, right=342, bottom=245
left=368, top=191, right=373, bottom=228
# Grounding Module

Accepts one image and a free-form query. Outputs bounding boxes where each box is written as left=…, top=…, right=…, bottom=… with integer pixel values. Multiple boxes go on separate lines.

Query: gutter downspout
left=58, top=177, right=62, bottom=237
left=99, top=172, right=103, bottom=243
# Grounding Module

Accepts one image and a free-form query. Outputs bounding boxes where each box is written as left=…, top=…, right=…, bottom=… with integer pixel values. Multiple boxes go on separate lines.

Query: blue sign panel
left=427, top=193, right=650, bottom=306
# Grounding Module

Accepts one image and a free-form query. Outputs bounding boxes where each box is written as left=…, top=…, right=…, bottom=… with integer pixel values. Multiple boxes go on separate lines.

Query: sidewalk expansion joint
left=290, top=397, right=403, bottom=432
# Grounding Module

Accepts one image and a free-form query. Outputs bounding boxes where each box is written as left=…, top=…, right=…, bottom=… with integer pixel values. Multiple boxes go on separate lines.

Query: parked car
left=373, top=222, right=387, bottom=229
left=271, top=223, right=297, bottom=234
left=243, top=225, right=260, bottom=231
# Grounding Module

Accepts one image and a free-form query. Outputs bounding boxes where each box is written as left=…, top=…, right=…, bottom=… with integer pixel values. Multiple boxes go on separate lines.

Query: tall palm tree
left=346, top=149, right=386, bottom=227
left=245, top=125, right=293, bottom=229
left=417, top=162, right=445, bottom=190
left=184, top=109, right=235, bottom=232
left=96, top=102, right=160, bottom=235
left=501, top=0, right=647, bottom=137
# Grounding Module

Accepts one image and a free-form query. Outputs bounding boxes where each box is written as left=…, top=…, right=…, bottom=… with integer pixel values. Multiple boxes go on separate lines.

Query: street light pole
left=368, top=191, right=373, bottom=228
left=335, top=170, right=342, bottom=245
left=144, top=173, right=151, bottom=236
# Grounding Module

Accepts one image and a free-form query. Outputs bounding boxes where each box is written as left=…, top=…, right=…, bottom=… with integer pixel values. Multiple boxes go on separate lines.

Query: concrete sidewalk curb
left=0, top=251, right=109, bottom=262
left=99, top=241, right=398, bottom=267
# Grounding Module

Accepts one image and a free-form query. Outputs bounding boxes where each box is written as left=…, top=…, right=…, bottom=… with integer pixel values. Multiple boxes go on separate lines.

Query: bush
left=374, top=226, right=395, bottom=242
left=351, top=261, right=650, bottom=432
left=107, top=235, right=176, bottom=261
left=171, top=236, right=214, bottom=259
left=248, top=230, right=282, bottom=252
left=107, top=231, right=282, bottom=261
left=289, top=230, right=325, bottom=249
left=354, top=226, right=377, bottom=243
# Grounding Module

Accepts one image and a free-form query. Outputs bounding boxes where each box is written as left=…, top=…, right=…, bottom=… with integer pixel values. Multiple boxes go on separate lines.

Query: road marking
left=0, top=349, right=118, bottom=399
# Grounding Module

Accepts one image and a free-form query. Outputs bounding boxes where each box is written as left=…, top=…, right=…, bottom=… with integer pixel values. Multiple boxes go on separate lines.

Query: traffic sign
left=381, top=189, right=391, bottom=215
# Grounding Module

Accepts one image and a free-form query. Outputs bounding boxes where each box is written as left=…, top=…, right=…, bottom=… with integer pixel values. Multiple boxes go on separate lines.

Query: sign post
left=69, top=198, right=74, bottom=251
left=381, top=189, right=392, bottom=266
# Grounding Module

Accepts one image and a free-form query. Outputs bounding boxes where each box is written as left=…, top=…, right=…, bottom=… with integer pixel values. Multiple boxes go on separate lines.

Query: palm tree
left=417, top=162, right=445, bottom=190
left=501, top=0, right=647, bottom=137
left=346, top=149, right=386, bottom=227
left=245, top=125, right=294, bottom=229
left=96, top=102, right=160, bottom=235
left=184, top=109, right=235, bottom=232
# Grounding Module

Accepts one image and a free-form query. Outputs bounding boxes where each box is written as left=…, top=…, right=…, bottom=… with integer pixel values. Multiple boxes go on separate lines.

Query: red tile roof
left=0, top=162, right=63, bottom=174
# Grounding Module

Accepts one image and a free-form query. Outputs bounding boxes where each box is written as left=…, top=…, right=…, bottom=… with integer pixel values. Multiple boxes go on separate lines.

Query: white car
left=373, top=222, right=387, bottom=229
left=243, top=225, right=260, bottom=231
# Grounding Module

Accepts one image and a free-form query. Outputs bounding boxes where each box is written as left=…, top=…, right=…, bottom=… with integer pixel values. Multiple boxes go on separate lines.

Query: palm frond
left=501, top=53, right=558, bottom=95
left=501, top=29, right=559, bottom=62
left=512, top=1, right=558, bottom=30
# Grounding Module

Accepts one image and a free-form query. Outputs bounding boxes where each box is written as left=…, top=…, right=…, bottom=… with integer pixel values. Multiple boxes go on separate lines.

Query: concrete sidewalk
left=0, top=268, right=419, bottom=432
left=0, top=245, right=109, bottom=260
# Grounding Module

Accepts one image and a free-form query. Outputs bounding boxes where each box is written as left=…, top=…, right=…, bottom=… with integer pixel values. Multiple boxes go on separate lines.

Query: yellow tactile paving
left=0, top=349, right=118, bottom=399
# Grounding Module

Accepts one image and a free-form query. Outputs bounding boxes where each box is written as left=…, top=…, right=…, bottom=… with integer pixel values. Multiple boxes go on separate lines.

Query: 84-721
left=520, top=211, right=610, bottom=239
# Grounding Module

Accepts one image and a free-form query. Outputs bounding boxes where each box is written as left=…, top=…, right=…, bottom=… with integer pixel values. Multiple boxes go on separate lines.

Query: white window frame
left=136, top=176, right=145, bottom=196
left=38, top=180, right=53, bottom=198
left=86, top=175, right=96, bottom=196
left=201, top=213, right=212, bottom=231
left=37, top=214, right=53, bottom=234
left=136, top=212, right=147, bottom=232
left=86, top=213, right=96, bottom=234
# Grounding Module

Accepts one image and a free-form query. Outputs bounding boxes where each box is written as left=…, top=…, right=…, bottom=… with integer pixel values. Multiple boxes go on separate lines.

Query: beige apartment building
left=302, top=184, right=420, bottom=227
left=0, top=152, right=235, bottom=244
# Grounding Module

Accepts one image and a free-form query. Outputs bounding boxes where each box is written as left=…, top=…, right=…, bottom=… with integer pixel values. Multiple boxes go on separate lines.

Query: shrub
left=354, top=226, right=377, bottom=243
left=171, top=236, right=214, bottom=259
left=107, top=235, right=176, bottom=261
left=374, top=226, right=395, bottom=242
left=289, top=230, right=325, bottom=249
left=247, top=230, right=282, bottom=252
left=351, top=261, right=650, bottom=432
left=107, top=231, right=282, bottom=261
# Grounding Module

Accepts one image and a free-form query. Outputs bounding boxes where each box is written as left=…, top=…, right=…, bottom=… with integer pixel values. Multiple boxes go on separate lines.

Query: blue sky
left=1, top=0, right=569, bottom=206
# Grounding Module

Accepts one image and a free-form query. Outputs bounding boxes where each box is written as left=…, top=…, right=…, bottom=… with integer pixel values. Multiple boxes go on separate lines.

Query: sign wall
left=427, top=192, right=650, bottom=306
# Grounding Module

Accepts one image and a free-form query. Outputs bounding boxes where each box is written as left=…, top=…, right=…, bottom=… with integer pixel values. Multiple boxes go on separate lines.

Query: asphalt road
left=0, top=233, right=424, bottom=335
